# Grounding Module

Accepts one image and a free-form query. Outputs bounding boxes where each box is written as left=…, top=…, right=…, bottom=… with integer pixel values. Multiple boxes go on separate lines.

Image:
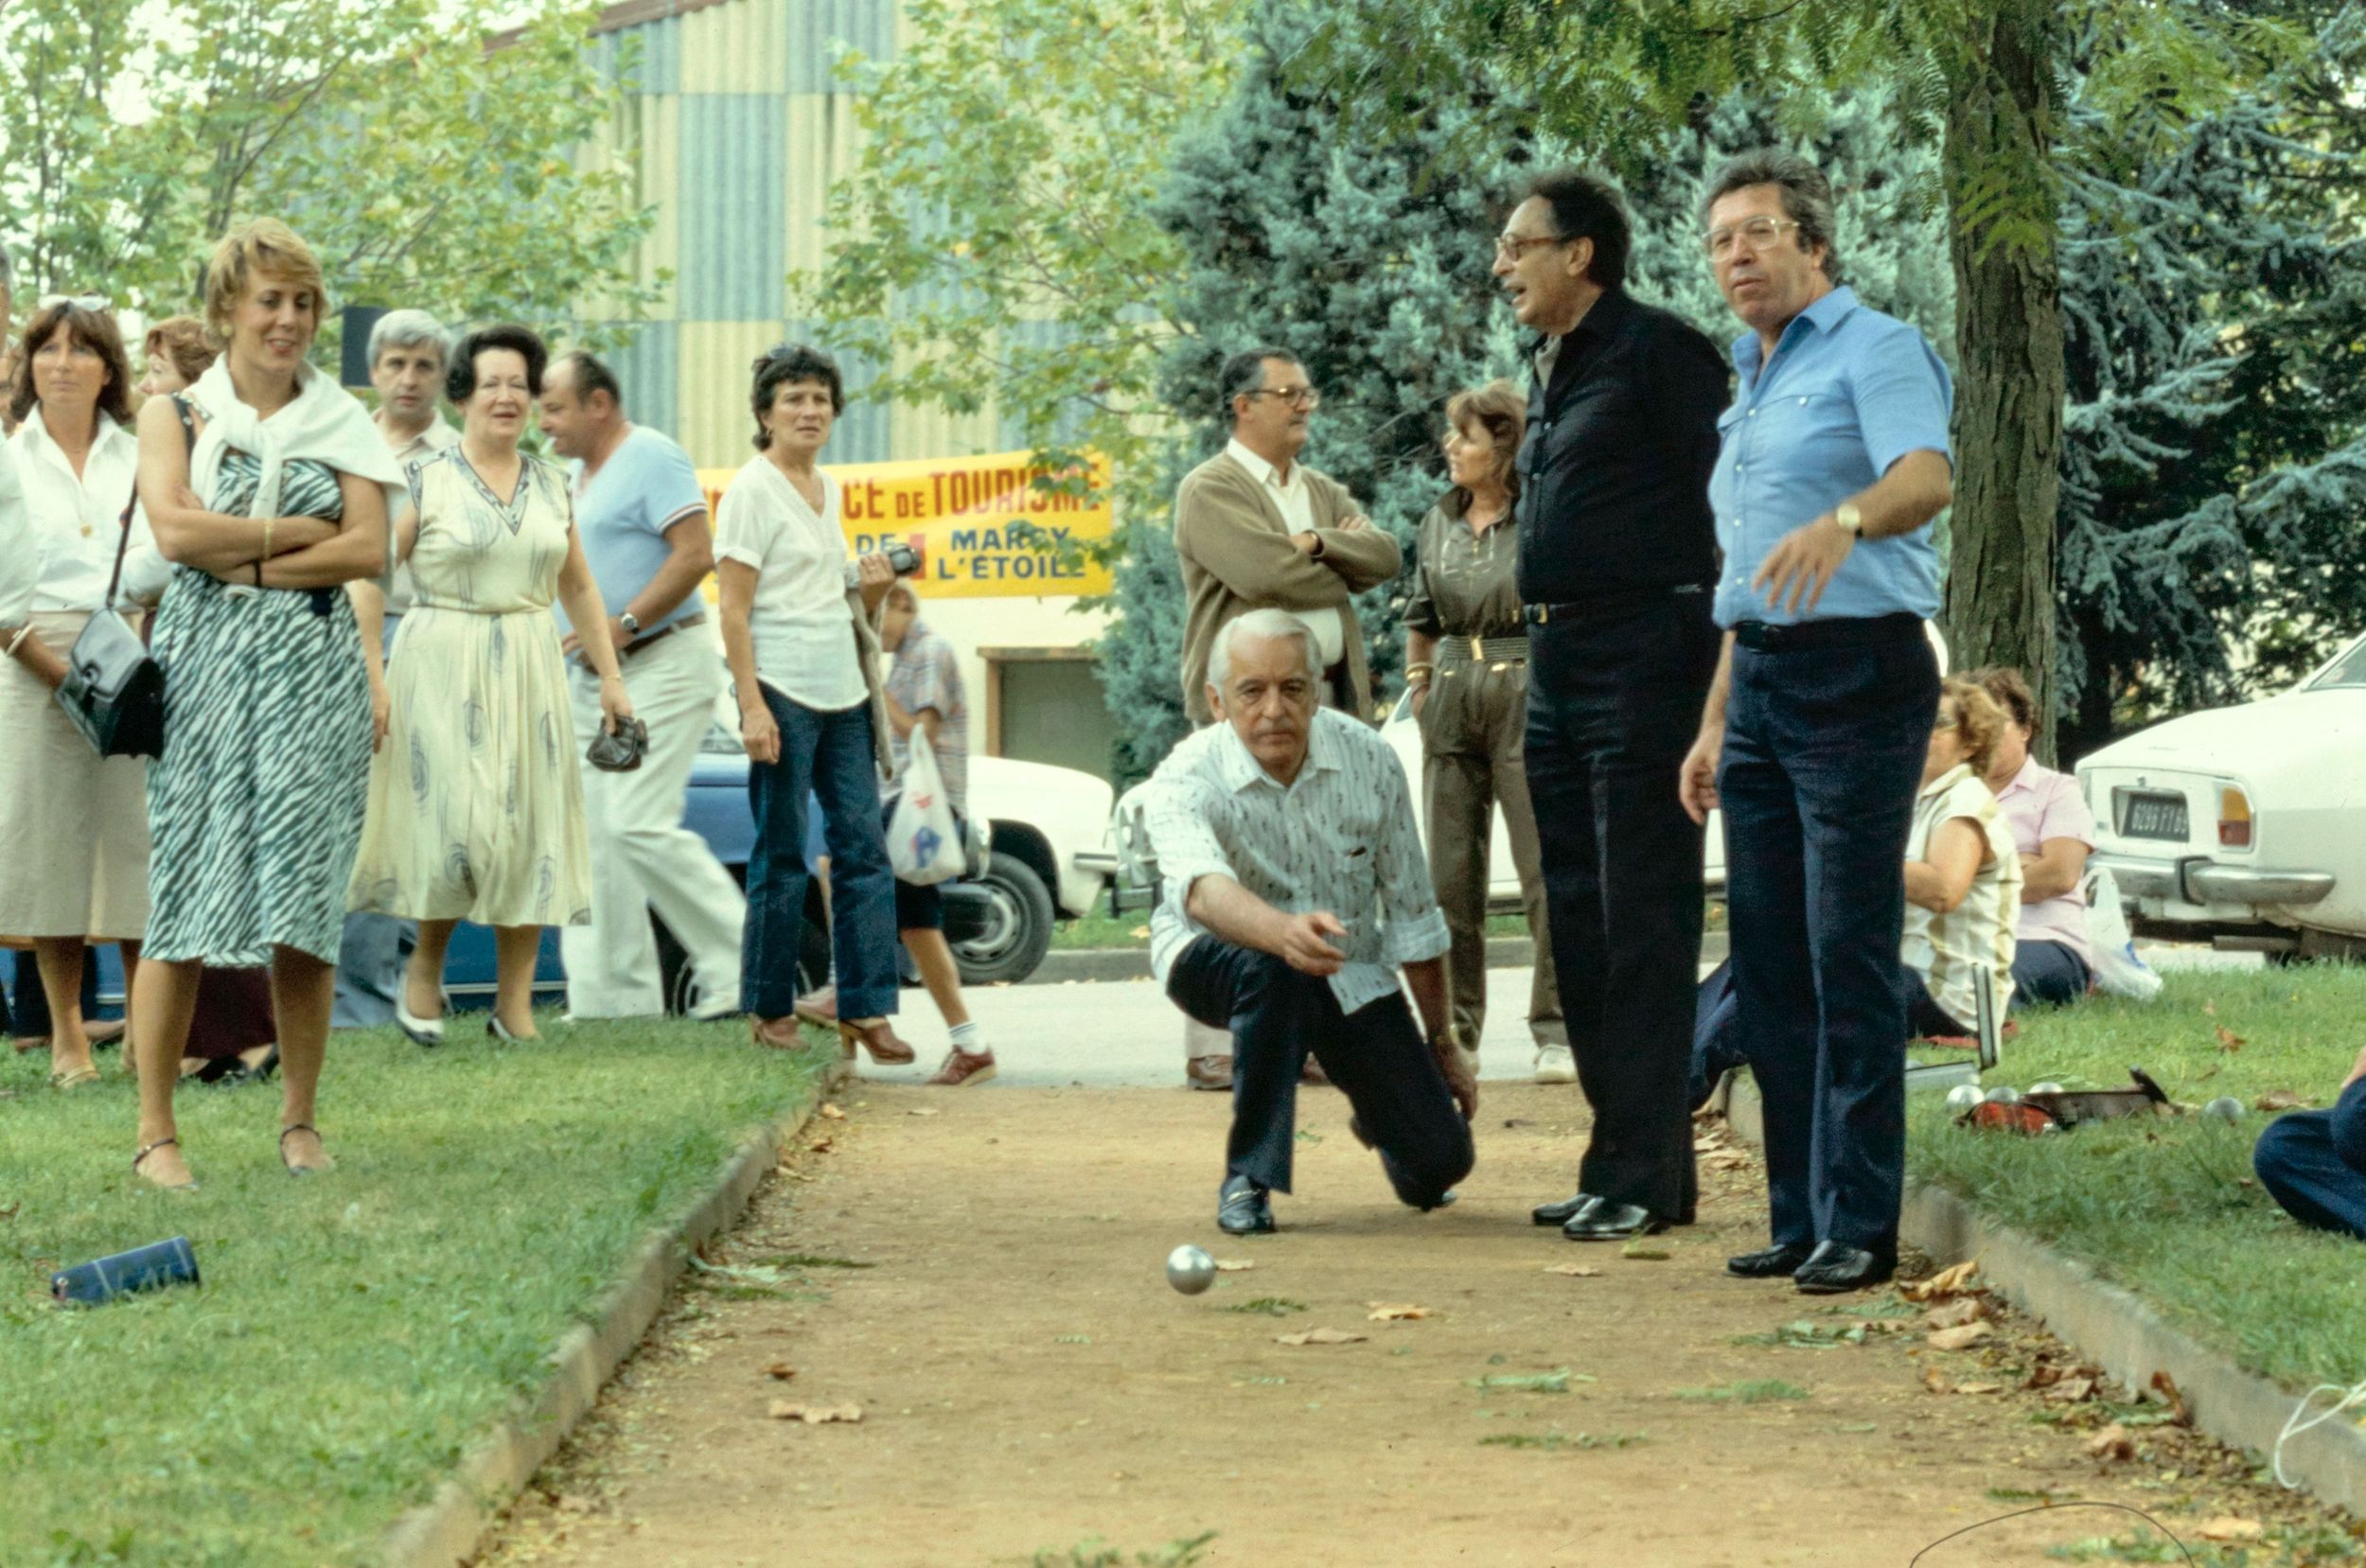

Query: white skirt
left=0, top=609, right=152, bottom=941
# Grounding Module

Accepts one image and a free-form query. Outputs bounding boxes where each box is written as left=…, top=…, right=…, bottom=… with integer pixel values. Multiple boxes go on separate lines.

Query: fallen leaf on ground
left=819, top=1102, right=847, bottom=1120
left=1543, top=1262, right=1603, bottom=1277
left=1925, top=1298, right=1986, bottom=1330
left=1620, top=1243, right=1671, bottom=1260
left=2086, top=1423, right=2134, bottom=1460
left=765, top=1362, right=796, bottom=1381
left=1926, top=1323, right=1992, bottom=1351
left=808, top=1136, right=835, bottom=1153
left=1128, top=925, right=1151, bottom=940
left=1213, top=1259, right=1255, bottom=1272
left=1276, top=1328, right=1367, bottom=1347
left=1905, top=1261, right=1981, bottom=1301
left=2026, top=1364, right=2062, bottom=1389
left=1705, top=1151, right=1750, bottom=1170
left=2198, top=1519, right=2265, bottom=1543
left=2255, top=1090, right=2312, bottom=1112
left=2149, top=1370, right=2190, bottom=1424
left=554, top=1493, right=596, bottom=1515
left=768, top=1401, right=862, bottom=1423
left=1924, top=1366, right=1952, bottom=1394
left=1368, top=1303, right=1431, bottom=1321
left=2216, top=1025, right=2245, bottom=1053
left=1693, top=1137, right=1721, bottom=1154
left=906, top=1107, right=939, bottom=1117
left=1952, top=1382, right=2003, bottom=1395
left=2043, top=1375, right=2096, bottom=1404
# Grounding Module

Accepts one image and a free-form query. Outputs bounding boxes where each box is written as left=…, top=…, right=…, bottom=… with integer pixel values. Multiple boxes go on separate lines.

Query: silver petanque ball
left=1985, top=1085, right=2022, bottom=1105
left=1945, top=1084, right=1983, bottom=1113
left=2037, top=1119, right=2063, bottom=1136
left=1165, top=1244, right=1216, bottom=1295
left=2202, top=1096, right=2245, bottom=1123
left=2028, top=1082, right=2065, bottom=1096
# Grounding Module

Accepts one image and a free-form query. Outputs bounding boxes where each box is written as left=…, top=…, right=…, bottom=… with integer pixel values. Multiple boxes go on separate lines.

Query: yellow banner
left=697, top=450, right=1111, bottom=598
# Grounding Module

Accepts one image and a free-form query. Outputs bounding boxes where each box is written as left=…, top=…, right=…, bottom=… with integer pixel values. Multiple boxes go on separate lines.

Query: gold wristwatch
left=1833, top=502, right=1863, bottom=537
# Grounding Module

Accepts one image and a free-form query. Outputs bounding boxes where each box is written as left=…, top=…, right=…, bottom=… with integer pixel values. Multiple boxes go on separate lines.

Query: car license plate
left=2118, top=791, right=2189, bottom=841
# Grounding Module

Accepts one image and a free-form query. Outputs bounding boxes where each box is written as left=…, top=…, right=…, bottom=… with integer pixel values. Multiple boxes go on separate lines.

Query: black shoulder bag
left=55, top=483, right=168, bottom=760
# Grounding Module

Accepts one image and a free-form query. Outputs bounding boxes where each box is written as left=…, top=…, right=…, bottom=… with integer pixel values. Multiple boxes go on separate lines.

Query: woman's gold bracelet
left=1404, top=662, right=1435, bottom=683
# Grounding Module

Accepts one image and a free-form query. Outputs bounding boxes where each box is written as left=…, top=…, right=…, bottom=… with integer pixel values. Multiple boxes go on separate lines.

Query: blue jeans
left=742, top=688, right=898, bottom=1022
left=1718, top=619, right=1938, bottom=1257
left=2009, top=939, right=2091, bottom=1011
left=2252, top=1078, right=2366, bottom=1241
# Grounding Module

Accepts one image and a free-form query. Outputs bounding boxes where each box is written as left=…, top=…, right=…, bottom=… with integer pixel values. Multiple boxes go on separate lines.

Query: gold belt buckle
left=1469, top=635, right=1485, bottom=661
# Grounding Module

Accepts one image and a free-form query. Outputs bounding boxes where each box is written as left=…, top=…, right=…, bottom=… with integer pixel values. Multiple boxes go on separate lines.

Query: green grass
left=1908, top=965, right=2366, bottom=1393
left=0, top=1015, right=825, bottom=1567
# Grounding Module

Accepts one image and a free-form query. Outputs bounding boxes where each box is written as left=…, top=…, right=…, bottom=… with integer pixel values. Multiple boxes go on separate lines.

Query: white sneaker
left=688, top=986, right=743, bottom=1022
left=1532, top=1044, right=1578, bottom=1084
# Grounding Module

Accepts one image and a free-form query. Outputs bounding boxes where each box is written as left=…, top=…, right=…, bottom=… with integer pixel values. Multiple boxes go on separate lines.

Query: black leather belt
left=1522, top=581, right=1708, bottom=625
left=1732, top=612, right=1924, bottom=653
left=620, top=612, right=706, bottom=659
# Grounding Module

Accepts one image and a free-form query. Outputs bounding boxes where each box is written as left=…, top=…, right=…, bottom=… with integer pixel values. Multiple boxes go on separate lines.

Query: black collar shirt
left=1514, top=287, right=1731, bottom=612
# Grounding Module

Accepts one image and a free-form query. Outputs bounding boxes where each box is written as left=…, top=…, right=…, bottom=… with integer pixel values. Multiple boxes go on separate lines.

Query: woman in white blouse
left=715, top=344, right=911, bottom=1064
left=0, top=298, right=166, bottom=1089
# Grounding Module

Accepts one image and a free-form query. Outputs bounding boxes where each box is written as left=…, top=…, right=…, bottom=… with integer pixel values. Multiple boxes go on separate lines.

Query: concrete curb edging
left=1724, top=1076, right=2364, bottom=1517
left=1028, top=928, right=1731, bottom=986
left=378, top=1057, right=850, bottom=1568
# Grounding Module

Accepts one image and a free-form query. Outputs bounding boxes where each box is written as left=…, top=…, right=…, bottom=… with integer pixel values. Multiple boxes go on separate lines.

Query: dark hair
left=1700, top=150, right=1845, bottom=285
left=750, top=343, right=843, bottom=449
left=1218, top=346, right=1298, bottom=426
left=143, top=315, right=217, bottom=387
left=446, top=324, right=547, bottom=403
left=1524, top=167, right=1630, bottom=291
left=9, top=300, right=135, bottom=428
left=552, top=349, right=623, bottom=412
left=1441, top=379, right=1526, bottom=518
left=1968, top=665, right=2039, bottom=737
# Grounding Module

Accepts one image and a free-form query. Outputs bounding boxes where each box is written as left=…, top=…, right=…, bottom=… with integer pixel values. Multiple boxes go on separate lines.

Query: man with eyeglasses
left=1172, top=346, right=1401, bottom=1091
left=1679, top=150, right=1955, bottom=1295
left=1491, top=167, right=1730, bottom=1246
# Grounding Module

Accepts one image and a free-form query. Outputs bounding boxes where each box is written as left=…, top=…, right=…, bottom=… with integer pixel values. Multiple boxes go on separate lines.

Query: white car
left=2076, top=630, right=2366, bottom=960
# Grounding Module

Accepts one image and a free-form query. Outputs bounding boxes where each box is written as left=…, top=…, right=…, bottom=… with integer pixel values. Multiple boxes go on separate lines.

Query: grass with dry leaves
left=0, top=1014, right=827, bottom=1568
left=1908, top=963, right=2366, bottom=1392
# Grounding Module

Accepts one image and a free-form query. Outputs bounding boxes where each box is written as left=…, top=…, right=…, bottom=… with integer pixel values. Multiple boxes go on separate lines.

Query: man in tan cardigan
left=1175, top=349, right=1401, bottom=725
left=1170, top=348, right=1403, bottom=1088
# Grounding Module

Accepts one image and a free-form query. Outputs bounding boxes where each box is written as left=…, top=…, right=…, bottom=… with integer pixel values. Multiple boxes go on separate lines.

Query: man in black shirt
left=1492, top=167, right=1730, bottom=1242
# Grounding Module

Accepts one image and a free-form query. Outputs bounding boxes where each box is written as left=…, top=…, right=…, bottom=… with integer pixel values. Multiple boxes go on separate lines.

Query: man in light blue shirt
left=1677, top=151, right=1956, bottom=1295
left=539, top=353, right=743, bottom=1020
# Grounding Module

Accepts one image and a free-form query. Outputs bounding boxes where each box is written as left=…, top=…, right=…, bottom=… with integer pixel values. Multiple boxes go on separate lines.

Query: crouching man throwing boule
left=1143, top=608, right=1477, bottom=1236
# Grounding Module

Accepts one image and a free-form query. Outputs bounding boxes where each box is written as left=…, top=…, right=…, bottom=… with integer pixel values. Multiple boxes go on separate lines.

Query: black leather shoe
left=1726, top=1242, right=1815, bottom=1278
left=1217, top=1174, right=1275, bottom=1236
left=1562, top=1201, right=1669, bottom=1242
left=1792, top=1240, right=1895, bottom=1295
left=1531, top=1190, right=1599, bottom=1227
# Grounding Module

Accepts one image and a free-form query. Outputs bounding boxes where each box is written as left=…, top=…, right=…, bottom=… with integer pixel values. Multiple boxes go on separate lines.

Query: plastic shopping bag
left=2083, top=866, right=2163, bottom=1001
left=885, top=729, right=965, bottom=887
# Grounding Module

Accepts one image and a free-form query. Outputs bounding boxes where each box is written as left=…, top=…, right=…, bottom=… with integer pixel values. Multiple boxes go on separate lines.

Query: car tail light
left=2218, top=786, right=2252, bottom=850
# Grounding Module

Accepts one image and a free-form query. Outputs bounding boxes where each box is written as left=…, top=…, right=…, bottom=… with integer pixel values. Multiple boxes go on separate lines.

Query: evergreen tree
left=1095, top=8, right=1527, bottom=776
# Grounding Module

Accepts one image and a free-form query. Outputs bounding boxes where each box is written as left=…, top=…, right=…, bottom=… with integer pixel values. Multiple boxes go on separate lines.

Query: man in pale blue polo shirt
left=539, top=354, right=743, bottom=1019
left=1677, top=150, right=1956, bottom=1295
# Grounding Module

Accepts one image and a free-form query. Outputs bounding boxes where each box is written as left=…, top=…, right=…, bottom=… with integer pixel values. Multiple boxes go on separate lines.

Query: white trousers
left=562, top=627, right=746, bottom=1017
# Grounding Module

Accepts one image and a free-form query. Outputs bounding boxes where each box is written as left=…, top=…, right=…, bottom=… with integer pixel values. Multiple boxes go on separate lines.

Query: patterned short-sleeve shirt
left=886, top=617, right=968, bottom=817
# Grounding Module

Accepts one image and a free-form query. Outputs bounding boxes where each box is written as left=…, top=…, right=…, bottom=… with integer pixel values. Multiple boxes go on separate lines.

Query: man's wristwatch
left=1832, top=502, right=1864, bottom=538
left=618, top=610, right=640, bottom=638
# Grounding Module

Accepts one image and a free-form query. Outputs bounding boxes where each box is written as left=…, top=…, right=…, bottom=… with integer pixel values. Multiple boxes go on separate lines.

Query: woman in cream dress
left=348, top=324, right=631, bottom=1044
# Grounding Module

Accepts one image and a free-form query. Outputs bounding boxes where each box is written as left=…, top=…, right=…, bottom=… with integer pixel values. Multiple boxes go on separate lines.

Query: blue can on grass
left=52, top=1236, right=202, bottom=1305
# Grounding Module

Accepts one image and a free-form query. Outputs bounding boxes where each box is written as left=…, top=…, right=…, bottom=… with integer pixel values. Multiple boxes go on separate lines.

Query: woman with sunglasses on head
left=0, top=296, right=168, bottom=1091
left=129, top=220, right=405, bottom=1189
left=715, top=343, right=909, bottom=1065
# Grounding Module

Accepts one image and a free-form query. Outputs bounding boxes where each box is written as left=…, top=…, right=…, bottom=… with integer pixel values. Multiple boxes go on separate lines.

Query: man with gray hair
left=1679, top=150, right=1955, bottom=1294
left=338, top=308, right=459, bottom=1027
left=1142, top=609, right=1476, bottom=1235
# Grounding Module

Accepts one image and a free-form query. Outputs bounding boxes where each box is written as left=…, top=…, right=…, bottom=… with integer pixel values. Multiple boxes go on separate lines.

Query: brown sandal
left=279, top=1124, right=333, bottom=1177
left=132, top=1136, right=198, bottom=1191
left=838, top=1019, right=916, bottom=1066
left=750, top=1015, right=807, bottom=1051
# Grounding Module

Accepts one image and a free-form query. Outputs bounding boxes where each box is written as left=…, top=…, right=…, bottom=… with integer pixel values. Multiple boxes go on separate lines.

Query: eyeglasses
left=1704, top=217, right=1801, bottom=260
left=1933, top=708, right=1959, bottom=731
left=36, top=293, right=111, bottom=313
left=1494, top=233, right=1566, bottom=262
left=1244, top=386, right=1320, bottom=410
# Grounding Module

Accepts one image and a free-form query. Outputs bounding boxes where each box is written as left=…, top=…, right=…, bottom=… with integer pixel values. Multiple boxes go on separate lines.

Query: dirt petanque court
left=480, top=1078, right=2359, bottom=1567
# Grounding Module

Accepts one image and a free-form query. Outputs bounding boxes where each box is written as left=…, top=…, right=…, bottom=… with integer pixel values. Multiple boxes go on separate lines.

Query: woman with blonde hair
left=1401, top=379, right=1567, bottom=1085
left=129, top=219, right=404, bottom=1189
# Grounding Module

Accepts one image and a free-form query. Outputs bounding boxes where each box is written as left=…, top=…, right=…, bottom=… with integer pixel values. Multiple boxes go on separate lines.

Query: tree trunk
left=1941, top=6, right=2066, bottom=762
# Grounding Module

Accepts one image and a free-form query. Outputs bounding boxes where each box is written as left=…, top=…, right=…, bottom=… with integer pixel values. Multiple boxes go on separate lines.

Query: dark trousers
left=1690, top=958, right=1967, bottom=1112
left=1720, top=624, right=1938, bottom=1256
left=2009, top=939, right=2092, bottom=1011
left=1167, top=937, right=1472, bottom=1206
left=2253, top=1078, right=2366, bottom=1241
left=742, top=688, right=898, bottom=1022
left=2, top=948, right=100, bottom=1037
left=1524, top=597, right=1719, bottom=1217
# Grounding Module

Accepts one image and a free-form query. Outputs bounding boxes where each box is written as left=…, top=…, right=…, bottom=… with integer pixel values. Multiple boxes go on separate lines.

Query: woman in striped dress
left=129, top=220, right=404, bottom=1189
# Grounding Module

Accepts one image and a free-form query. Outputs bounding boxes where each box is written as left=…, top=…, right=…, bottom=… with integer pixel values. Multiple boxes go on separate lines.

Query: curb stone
left=1725, top=1074, right=2364, bottom=1517
left=1028, top=929, right=1730, bottom=986
left=378, top=1054, right=852, bottom=1568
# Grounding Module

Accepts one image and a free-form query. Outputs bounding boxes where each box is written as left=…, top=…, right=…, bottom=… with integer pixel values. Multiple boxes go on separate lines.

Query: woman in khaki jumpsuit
left=1404, top=380, right=1571, bottom=1084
